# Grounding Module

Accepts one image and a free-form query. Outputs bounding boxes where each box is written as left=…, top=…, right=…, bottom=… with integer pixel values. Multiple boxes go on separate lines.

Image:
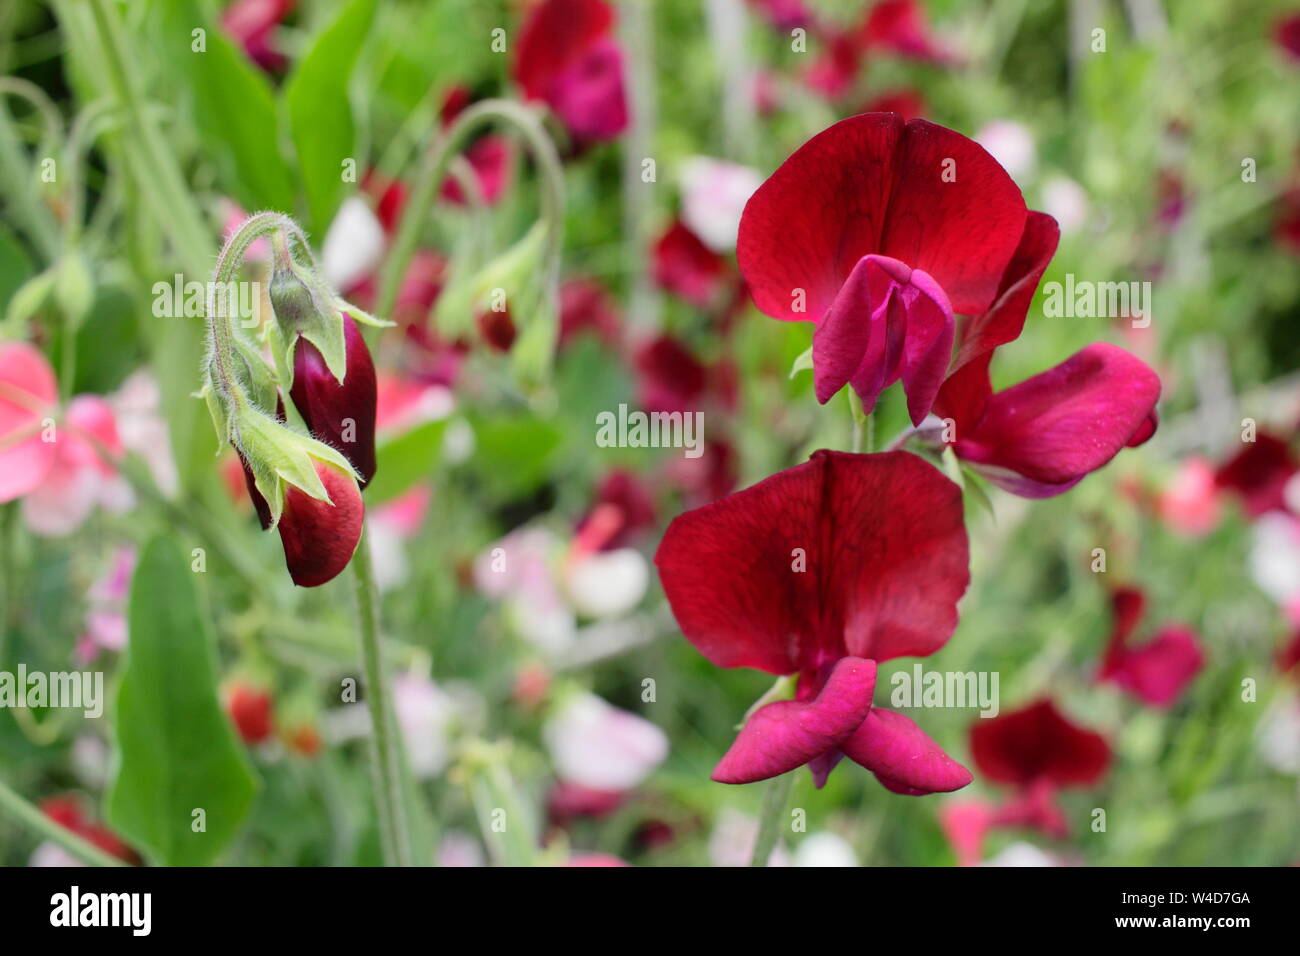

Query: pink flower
left=656, top=450, right=972, bottom=792
left=543, top=692, right=668, bottom=792
left=1098, top=588, right=1204, bottom=708
left=1, top=343, right=126, bottom=536
left=513, top=0, right=629, bottom=145
left=861, top=0, right=951, bottom=62
left=221, top=0, right=294, bottom=72
left=1157, top=457, right=1221, bottom=536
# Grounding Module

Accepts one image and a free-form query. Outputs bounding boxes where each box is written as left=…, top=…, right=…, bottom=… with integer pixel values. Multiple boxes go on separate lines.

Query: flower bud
left=289, top=313, right=377, bottom=486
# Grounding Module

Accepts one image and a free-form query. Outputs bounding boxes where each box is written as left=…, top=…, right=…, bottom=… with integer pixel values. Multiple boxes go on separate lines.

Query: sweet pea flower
left=36, top=795, right=138, bottom=865
left=321, top=197, right=386, bottom=293
left=1249, top=512, right=1300, bottom=611
left=738, top=113, right=1031, bottom=424
left=1215, top=431, right=1297, bottom=518
left=679, top=157, right=763, bottom=254
left=513, top=0, right=629, bottom=145
left=1098, top=587, right=1204, bottom=708
left=652, top=220, right=728, bottom=309
left=221, top=0, right=293, bottom=72
left=1157, top=456, right=1221, bottom=536
left=0, top=342, right=126, bottom=536
left=969, top=698, right=1110, bottom=837
left=861, top=0, right=950, bottom=63
left=75, top=546, right=136, bottom=665
left=1275, top=13, right=1300, bottom=63
left=226, top=683, right=274, bottom=745
left=558, top=277, right=621, bottom=351
left=974, top=120, right=1036, bottom=181
left=543, top=691, right=668, bottom=792
left=656, top=450, right=972, bottom=792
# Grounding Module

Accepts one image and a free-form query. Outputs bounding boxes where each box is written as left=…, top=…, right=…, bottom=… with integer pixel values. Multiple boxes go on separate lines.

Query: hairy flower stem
left=750, top=772, right=794, bottom=866
left=0, top=777, right=125, bottom=867
left=377, top=98, right=566, bottom=324
left=351, top=527, right=412, bottom=867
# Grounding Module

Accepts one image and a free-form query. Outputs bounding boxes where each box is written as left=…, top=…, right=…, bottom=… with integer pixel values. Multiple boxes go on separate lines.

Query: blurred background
left=1, top=0, right=1298, bottom=866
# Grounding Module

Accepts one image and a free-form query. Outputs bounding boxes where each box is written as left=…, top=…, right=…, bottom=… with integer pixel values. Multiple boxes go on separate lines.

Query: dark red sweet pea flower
left=226, top=683, right=274, bottom=744
left=558, top=277, right=621, bottom=350
left=655, top=450, right=972, bottom=792
left=514, top=0, right=629, bottom=145
left=861, top=0, right=949, bottom=62
left=738, top=113, right=1028, bottom=424
left=969, top=698, right=1110, bottom=837
left=576, top=468, right=657, bottom=552
left=634, top=335, right=708, bottom=414
left=1098, top=587, right=1204, bottom=708
left=746, top=0, right=814, bottom=33
left=41, top=795, right=139, bottom=864
left=804, top=30, right=864, bottom=100
left=289, top=314, right=378, bottom=487
left=1214, top=431, right=1297, bottom=518
left=652, top=220, right=728, bottom=308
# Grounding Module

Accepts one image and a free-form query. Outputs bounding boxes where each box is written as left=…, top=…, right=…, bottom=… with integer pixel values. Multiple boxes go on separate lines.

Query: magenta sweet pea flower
left=514, top=0, right=629, bottom=145
left=738, top=113, right=1029, bottom=423
left=655, top=450, right=973, bottom=793
left=1098, top=587, right=1204, bottom=708
left=969, top=698, right=1110, bottom=837
left=861, top=0, right=950, bottom=63
left=1214, top=431, right=1296, bottom=518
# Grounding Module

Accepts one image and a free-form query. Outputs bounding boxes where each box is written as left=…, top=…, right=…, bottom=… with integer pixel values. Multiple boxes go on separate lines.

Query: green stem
left=351, top=526, right=412, bottom=867
left=0, top=777, right=126, bottom=867
left=750, top=772, right=794, bottom=866
left=85, top=0, right=211, bottom=275
left=377, top=98, right=565, bottom=323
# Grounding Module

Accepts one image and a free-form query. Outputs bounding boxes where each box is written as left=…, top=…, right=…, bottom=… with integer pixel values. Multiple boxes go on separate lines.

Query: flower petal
left=969, top=698, right=1111, bottom=788
left=277, top=460, right=364, bottom=587
left=0, top=342, right=58, bottom=502
left=655, top=450, right=969, bottom=674
left=712, top=657, right=877, bottom=784
left=840, top=707, right=973, bottom=794
left=738, top=114, right=1026, bottom=325
left=955, top=342, right=1160, bottom=490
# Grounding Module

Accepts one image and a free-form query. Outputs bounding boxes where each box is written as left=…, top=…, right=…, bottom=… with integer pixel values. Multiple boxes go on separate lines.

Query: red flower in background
left=1098, top=587, right=1204, bottom=708
left=861, top=0, right=949, bottom=62
left=656, top=451, right=972, bottom=793
left=41, top=796, right=139, bottom=864
left=969, top=698, right=1110, bottom=836
left=1214, top=431, right=1297, bottom=518
left=1275, top=13, right=1300, bottom=62
left=227, top=684, right=274, bottom=744
left=634, top=335, right=708, bottom=414
left=514, top=0, right=629, bottom=144
left=652, top=220, right=728, bottom=309
left=738, top=113, right=1029, bottom=423
left=576, top=469, right=657, bottom=552
left=558, top=277, right=622, bottom=350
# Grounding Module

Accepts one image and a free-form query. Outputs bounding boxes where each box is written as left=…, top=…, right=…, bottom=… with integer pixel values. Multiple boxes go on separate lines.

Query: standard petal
left=655, top=450, right=969, bottom=674
left=290, top=314, right=378, bottom=486
left=954, top=342, right=1161, bottom=488
left=949, top=211, right=1060, bottom=375
left=840, top=707, right=973, bottom=794
left=711, top=657, right=877, bottom=784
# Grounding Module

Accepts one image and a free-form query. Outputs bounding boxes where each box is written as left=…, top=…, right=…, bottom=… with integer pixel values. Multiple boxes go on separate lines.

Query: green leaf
left=106, top=536, right=257, bottom=866
left=366, top=419, right=447, bottom=505
left=156, top=1, right=295, bottom=213
left=284, top=0, right=378, bottom=234
left=467, top=413, right=564, bottom=500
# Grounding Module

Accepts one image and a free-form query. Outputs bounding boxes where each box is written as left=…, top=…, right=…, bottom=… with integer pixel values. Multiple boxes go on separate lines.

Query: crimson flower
left=653, top=220, right=728, bottom=309
left=655, top=450, right=973, bottom=793
left=861, top=0, right=950, bottom=62
left=514, top=0, right=628, bottom=145
left=634, top=335, right=708, bottom=414
left=576, top=469, right=657, bottom=552
left=1098, top=587, right=1204, bottom=708
left=969, top=698, right=1110, bottom=837
left=558, top=277, right=622, bottom=350
left=221, top=0, right=293, bottom=72
left=1214, top=431, right=1296, bottom=518
left=738, top=113, right=1029, bottom=424
left=289, top=313, right=378, bottom=486
left=226, top=683, right=274, bottom=745
left=1276, top=13, right=1300, bottom=62
left=41, top=795, right=139, bottom=864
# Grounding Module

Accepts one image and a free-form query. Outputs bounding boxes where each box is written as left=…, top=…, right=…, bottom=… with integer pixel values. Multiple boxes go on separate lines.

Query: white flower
left=983, top=841, right=1059, bottom=867
left=563, top=548, right=649, bottom=619
left=707, top=808, right=790, bottom=867
left=321, top=197, right=386, bottom=290
left=543, top=692, right=667, bottom=791
left=1249, top=513, right=1300, bottom=608
left=975, top=121, right=1036, bottom=180
left=1257, top=693, right=1300, bottom=776
left=793, top=832, right=858, bottom=867
left=680, top=156, right=762, bottom=252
